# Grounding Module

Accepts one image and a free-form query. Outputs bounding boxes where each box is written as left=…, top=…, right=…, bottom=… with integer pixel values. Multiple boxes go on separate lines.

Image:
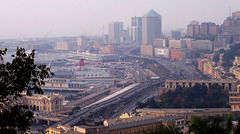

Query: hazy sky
left=0, top=0, right=240, bottom=39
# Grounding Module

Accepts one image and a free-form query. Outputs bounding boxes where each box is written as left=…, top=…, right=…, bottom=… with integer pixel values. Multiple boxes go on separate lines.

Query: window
left=229, top=83, right=232, bottom=90
left=208, top=83, right=211, bottom=87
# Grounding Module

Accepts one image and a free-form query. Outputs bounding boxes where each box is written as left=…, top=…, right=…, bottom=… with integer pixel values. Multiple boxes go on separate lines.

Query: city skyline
left=0, top=0, right=240, bottom=39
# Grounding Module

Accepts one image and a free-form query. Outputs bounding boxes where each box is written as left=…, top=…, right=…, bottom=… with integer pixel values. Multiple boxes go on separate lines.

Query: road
left=50, top=45, right=191, bottom=127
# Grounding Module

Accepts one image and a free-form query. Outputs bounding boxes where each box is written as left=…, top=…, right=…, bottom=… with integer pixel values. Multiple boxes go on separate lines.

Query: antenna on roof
left=229, top=7, right=232, bottom=17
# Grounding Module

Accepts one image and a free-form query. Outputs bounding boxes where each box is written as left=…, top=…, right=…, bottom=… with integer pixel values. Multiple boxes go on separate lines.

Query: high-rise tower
left=129, top=17, right=142, bottom=43
left=108, top=22, right=123, bottom=43
left=142, top=10, right=162, bottom=45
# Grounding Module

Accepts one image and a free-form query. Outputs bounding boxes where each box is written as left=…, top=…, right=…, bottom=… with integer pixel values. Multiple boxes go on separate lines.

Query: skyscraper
left=129, top=17, right=142, bottom=43
left=108, top=22, right=123, bottom=43
left=142, top=10, right=162, bottom=45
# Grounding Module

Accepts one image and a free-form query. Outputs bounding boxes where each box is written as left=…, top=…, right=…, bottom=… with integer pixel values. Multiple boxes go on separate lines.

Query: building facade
left=155, top=48, right=169, bottom=58
left=165, top=79, right=239, bottom=91
left=229, top=85, right=240, bottom=109
left=187, top=20, right=200, bottom=37
left=141, top=44, right=154, bottom=56
left=19, top=93, right=63, bottom=113
left=171, top=30, right=181, bottom=40
left=108, top=22, right=123, bottom=43
left=142, top=10, right=162, bottom=45
left=191, top=40, right=213, bottom=52
left=104, top=115, right=185, bottom=134
left=170, top=48, right=187, bottom=60
left=169, top=39, right=186, bottom=49
left=73, top=125, right=108, bottom=134
left=129, top=16, right=142, bottom=43
left=55, top=41, right=69, bottom=50
left=233, top=56, right=240, bottom=66
left=154, top=38, right=168, bottom=48
left=201, top=22, right=219, bottom=36
left=137, top=108, right=231, bottom=122
left=230, top=67, right=240, bottom=81
left=222, top=11, right=240, bottom=44
left=77, top=36, right=87, bottom=46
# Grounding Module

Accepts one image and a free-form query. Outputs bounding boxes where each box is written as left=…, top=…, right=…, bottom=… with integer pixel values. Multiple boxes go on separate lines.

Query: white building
left=155, top=48, right=170, bottom=58
left=55, top=41, right=69, bottom=50
left=191, top=40, right=213, bottom=52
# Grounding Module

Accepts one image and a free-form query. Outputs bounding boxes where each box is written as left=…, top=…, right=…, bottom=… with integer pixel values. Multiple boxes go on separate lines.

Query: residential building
left=230, top=67, right=240, bottom=81
left=198, top=58, right=223, bottom=79
left=201, top=22, right=219, bottom=36
left=171, top=30, right=181, bottom=40
left=216, top=33, right=231, bottom=48
left=165, top=79, right=239, bottom=91
left=45, top=125, right=71, bottom=134
left=187, top=20, right=200, bottom=37
left=55, top=41, right=69, bottom=50
left=170, top=48, right=187, bottom=60
left=108, top=22, right=123, bottom=43
left=229, top=85, right=240, bottom=109
left=104, top=115, right=185, bottom=134
left=73, top=125, right=108, bottom=134
left=169, top=39, right=186, bottom=49
left=233, top=56, right=240, bottom=66
left=142, top=10, right=162, bottom=45
left=154, top=38, right=168, bottom=48
left=191, top=40, right=213, bottom=52
left=137, top=108, right=231, bottom=122
left=77, top=36, right=87, bottom=46
left=222, top=11, right=240, bottom=44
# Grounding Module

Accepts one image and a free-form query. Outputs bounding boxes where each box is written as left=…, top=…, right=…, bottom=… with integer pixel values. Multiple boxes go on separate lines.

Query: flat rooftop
left=136, top=108, right=231, bottom=114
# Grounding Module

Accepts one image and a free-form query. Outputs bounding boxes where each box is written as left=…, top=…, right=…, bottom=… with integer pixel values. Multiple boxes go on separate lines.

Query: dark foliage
left=222, top=44, right=240, bottom=67
left=188, top=115, right=238, bottom=134
left=0, top=48, right=53, bottom=133
left=137, top=83, right=229, bottom=109
left=144, top=124, right=183, bottom=134
left=158, top=84, right=229, bottom=108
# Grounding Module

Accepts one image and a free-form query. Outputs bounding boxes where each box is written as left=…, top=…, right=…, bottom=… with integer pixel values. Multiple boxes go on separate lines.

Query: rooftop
left=137, top=108, right=231, bottom=114
left=107, top=116, right=183, bottom=131
left=143, top=9, right=161, bottom=17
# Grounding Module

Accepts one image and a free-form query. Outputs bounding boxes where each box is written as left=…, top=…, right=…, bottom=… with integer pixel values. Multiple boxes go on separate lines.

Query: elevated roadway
left=50, top=77, right=169, bottom=127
